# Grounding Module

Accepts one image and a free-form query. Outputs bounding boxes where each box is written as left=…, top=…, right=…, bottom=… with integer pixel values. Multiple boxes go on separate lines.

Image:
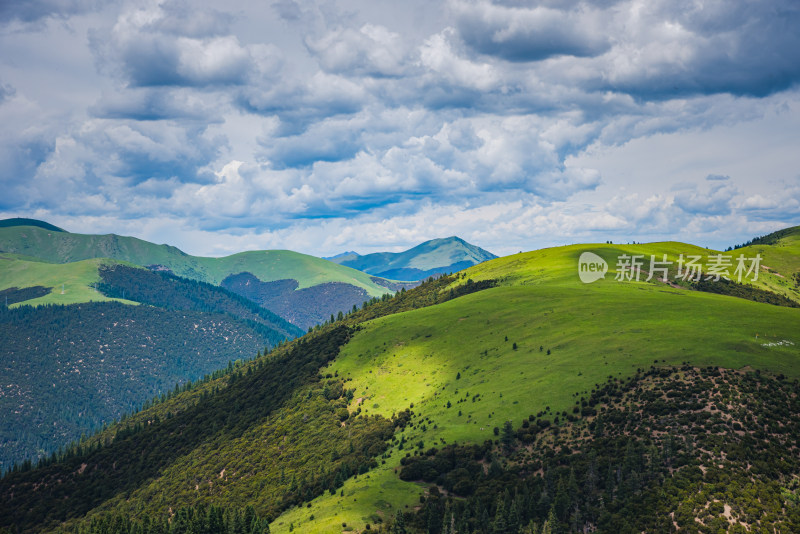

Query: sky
left=1, top=0, right=798, bottom=257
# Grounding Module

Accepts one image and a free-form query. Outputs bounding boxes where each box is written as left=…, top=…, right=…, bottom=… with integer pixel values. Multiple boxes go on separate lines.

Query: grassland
left=0, top=254, right=131, bottom=307
left=205, top=250, right=387, bottom=295
left=0, top=225, right=390, bottom=297
left=736, top=227, right=800, bottom=301
left=3, top=227, right=798, bottom=533
left=271, top=238, right=800, bottom=533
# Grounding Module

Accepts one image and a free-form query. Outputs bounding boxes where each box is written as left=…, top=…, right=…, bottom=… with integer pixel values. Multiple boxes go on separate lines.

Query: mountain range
left=0, top=220, right=495, bottom=326
left=326, top=236, right=497, bottom=281
left=1, top=223, right=798, bottom=533
left=0, top=219, right=497, bottom=476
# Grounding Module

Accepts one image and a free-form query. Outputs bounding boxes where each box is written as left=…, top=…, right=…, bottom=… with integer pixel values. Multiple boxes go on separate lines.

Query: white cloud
left=419, top=28, right=499, bottom=92
left=453, top=0, right=611, bottom=61
left=90, top=2, right=263, bottom=87
left=307, top=23, right=411, bottom=77
left=673, top=180, right=738, bottom=216
left=1, top=0, right=799, bottom=256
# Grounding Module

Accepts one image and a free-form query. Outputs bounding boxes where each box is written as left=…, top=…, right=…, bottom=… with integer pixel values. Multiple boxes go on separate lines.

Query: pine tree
left=492, top=497, right=508, bottom=534
left=392, top=511, right=407, bottom=534
left=501, top=420, right=515, bottom=451
left=544, top=507, right=558, bottom=534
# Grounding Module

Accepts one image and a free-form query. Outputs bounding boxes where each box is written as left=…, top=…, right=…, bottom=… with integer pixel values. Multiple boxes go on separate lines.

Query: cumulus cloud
left=589, top=0, right=800, bottom=98
left=238, top=71, right=367, bottom=135
left=453, top=0, right=611, bottom=61
left=2, top=0, right=799, bottom=255
left=420, top=28, right=500, bottom=92
left=306, top=24, right=412, bottom=77
left=22, top=118, right=222, bottom=218
left=89, top=87, right=225, bottom=122
left=90, top=1, right=267, bottom=87
left=673, top=179, right=738, bottom=216
left=0, top=0, right=100, bottom=26
left=453, top=0, right=800, bottom=98
left=737, top=179, right=800, bottom=221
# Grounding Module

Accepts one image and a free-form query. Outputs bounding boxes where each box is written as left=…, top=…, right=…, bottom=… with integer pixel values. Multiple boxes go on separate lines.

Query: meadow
left=272, top=238, right=800, bottom=532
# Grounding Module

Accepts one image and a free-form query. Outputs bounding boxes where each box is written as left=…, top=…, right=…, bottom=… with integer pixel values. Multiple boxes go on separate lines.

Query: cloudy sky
left=1, top=0, right=798, bottom=257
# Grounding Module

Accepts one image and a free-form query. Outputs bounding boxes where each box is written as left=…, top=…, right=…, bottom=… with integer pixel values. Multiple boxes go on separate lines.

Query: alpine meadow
left=1, top=222, right=799, bottom=533
left=2, top=0, right=800, bottom=533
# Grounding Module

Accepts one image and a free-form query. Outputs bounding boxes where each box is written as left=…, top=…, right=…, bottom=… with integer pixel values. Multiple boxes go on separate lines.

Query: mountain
left=0, top=260, right=303, bottom=474
left=327, top=236, right=497, bottom=281
left=0, top=222, right=393, bottom=328
left=323, top=251, right=360, bottom=262
left=0, top=217, right=65, bottom=232
left=1, top=228, right=799, bottom=533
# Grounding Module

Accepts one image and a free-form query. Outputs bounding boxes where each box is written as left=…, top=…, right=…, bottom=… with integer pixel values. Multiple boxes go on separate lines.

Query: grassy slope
left=205, top=250, right=386, bottom=295
left=0, top=226, right=389, bottom=297
left=272, top=239, right=800, bottom=533
left=736, top=226, right=800, bottom=302
left=0, top=218, right=65, bottom=232
left=0, top=254, right=132, bottom=307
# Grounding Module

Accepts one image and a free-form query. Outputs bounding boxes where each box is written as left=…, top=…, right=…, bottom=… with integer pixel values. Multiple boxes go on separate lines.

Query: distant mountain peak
left=0, top=218, right=66, bottom=232
left=328, top=236, right=496, bottom=281
left=324, top=251, right=361, bottom=261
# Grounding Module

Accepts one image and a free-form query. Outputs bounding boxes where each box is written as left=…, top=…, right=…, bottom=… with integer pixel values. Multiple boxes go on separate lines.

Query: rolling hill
left=1, top=228, right=799, bottom=533
left=0, top=259, right=304, bottom=475
left=0, top=218, right=65, bottom=232
left=327, top=236, right=497, bottom=281
left=0, top=253, right=122, bottom=307
left=0, top=221, right=394, bottom=328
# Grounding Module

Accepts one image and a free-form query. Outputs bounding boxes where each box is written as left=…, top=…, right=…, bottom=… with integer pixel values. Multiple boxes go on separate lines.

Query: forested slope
left=1, top=232, right=799, bottom=534
left=97, top=264, right=304, bottom=339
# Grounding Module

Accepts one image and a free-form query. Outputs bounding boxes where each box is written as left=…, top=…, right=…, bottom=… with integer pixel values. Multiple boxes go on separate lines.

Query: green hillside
left=0, top=224, right=389, bottom=295
left=95, top=264, right=304, bottom=340
left=1, top=232, right=799, bottom=533
left=329, top=236, right=497, bottom=281
left=271, top=237, right=800, bottom=532
left=0, top=218, right=65, bottom=232
left=0, top=253, right=125, bottom=306
left=0, top=260, right=304, bottom=475
left=736, top=225, right=800, bottom=302
left=0, top=302, right=283, bottom=475
left=0, top=223, right=394, bottom=328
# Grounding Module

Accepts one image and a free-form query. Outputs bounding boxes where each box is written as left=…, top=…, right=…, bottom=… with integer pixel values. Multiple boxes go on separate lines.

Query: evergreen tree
left=391, top=511, right=407, bottom=534
left=491, top=497, right=508, bottom=534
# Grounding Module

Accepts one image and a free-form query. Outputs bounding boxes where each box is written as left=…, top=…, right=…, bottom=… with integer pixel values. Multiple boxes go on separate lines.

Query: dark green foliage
left=0, top=218, right=65, bottom=232
left=728, top=227, right=796, bottom=250
left=98, top=264, right=303, bottom=339
left=0, top=285, right=51, bottom=305
left=370, top=277, right=420, bottom=292
left=0, top=325, right=395, bottom=533
left=220, top=272, right=371, bottom=330
left=692, top=277, right=799, bottom=307
left=59, top=504, right=270, bottom=534
left=343, top=275, right=498, bottom=326
left=401, top=367, right=800, bottom=533
left=0, top=301, right=278, bottom=474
